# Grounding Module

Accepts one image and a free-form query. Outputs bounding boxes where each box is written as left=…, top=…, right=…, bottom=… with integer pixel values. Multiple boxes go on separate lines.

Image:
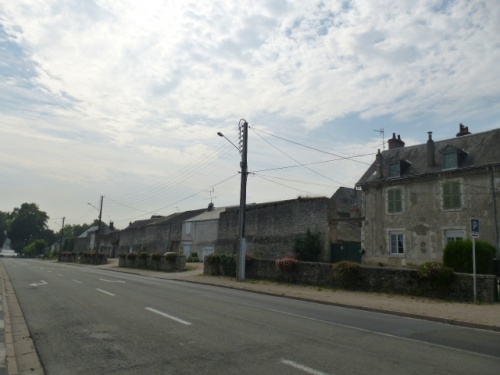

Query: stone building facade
left=356, top=125, right=500, bottom=267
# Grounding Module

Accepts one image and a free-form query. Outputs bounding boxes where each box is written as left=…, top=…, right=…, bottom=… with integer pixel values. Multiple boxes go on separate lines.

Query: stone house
left=73, top=224, right=118, bottom=256
left=180, top=204, right=229, bottom=261
left=117, top=209, right=207, bottom=255
left=356, top=125, right=500, bottom=267
left=215, top=190, right=362, bottom=263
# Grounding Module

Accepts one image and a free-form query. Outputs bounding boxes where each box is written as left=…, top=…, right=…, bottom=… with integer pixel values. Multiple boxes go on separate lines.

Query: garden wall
left=204, top=258, right=498, bottom=302
left=118, top=254, right=186, bottom=272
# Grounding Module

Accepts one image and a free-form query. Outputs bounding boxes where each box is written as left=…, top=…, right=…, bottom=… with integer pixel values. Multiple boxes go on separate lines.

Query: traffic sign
left=471, top=218, right=480, bottom=238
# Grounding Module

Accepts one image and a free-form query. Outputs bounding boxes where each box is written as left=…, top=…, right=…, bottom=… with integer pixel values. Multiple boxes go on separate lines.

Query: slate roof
left=148, top=209, right=207, bottom=226
left=356, top=128, right=500, bottom=186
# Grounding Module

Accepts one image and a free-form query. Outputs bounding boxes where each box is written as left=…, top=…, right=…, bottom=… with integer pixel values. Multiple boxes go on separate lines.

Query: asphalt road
left=2, top=258, right=500, bottom=375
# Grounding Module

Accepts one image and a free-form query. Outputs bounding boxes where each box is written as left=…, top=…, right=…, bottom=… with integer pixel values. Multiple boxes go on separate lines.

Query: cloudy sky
left=1, top=0, right=499, bottom=231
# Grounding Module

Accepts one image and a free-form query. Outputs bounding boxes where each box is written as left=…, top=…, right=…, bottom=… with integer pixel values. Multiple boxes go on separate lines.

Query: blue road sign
left=471, top=218, right=480, bottom=237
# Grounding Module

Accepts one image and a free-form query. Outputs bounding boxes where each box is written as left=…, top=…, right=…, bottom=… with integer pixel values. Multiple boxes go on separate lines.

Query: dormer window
left=389, top=162, right=400, bottom=177
left=388, top=159, right=411, bottom=178
left=443, top=151, right=458, bottom=169
left=442, top=145, right=468, bottom=170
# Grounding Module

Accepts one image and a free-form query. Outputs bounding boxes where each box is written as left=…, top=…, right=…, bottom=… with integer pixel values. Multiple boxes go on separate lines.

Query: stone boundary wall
left=118, top=254, right=186, bottom=272
left=205, top=258, right=498, bottom=302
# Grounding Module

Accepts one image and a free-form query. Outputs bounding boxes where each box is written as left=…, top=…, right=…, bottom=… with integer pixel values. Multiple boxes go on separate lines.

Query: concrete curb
left=0, top=262, right=44, bottom=375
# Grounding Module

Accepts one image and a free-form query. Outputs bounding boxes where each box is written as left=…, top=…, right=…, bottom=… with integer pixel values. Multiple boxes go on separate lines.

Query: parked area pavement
left=0, top=258, right=499, bottom=374
left=95, top=259, right=500, bottom=332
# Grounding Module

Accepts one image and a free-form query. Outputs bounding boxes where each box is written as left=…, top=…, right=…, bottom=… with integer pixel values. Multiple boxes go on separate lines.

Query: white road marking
left=145, top=307, right=192, bottom=326
left=57, top=274, right=64, bottom=277
left=72, top=279, right=82, bottom=284
left=30, top=280, right=48, bottom=287
left=96, top=288, right=115, bottom=296
left=99, top=278, right=125, bottom=283
left=281, top=360, right=330, bottom=375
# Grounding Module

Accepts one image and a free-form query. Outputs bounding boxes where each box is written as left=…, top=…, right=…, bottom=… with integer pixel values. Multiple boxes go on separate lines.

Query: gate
left=331, top=242, right=362, bottom=263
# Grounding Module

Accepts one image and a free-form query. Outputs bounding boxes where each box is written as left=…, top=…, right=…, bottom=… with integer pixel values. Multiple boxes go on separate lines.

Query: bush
left=418, top=262, right=454, bottom=284
left=127, top=253, right=137, bottom=260
left=275, top=257, right=298, bottom=271
left=205, top=254, right=220, bottom=266
left=443, top=240, right=496, bottom=274
left=165, top=252, right=177, bottom=262
left=151, top=252, right=162, bottom=261
left=186, top=256, right=200, bottom=262
left=293, top=229, right=322, bottom=262
left=332, top=261, right=361, bottom=288
left=138, top=251, right=149, bottom=260
left=219, top=254, right=236, bottom=276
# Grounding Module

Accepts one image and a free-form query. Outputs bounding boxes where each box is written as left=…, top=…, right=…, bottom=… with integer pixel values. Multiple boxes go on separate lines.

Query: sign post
left=471, top=218, right=480, bottom=302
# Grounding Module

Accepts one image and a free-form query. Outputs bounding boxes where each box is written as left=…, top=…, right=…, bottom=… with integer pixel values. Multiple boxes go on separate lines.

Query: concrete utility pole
left=97, top=195, right=103, bottom=254
left=237, top=119, right=248, bottom=281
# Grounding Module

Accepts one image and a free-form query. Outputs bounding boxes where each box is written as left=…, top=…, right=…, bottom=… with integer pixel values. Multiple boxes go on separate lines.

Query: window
left=389, top=162, right=400, bottom=177
left=443, top=151, right=458, bottom=169
left=445, top=229, right=464, bottom=243
left=390, top=233, right=404, bottom=255
left=442, top=181, right=462, bottom=209
left=387, top=188, right=403, bottom=213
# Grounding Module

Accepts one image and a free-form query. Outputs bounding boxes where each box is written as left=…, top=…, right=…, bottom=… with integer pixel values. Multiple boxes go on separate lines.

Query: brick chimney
left=456, top=123, right=471, bottom=137
left=426, top=131, right=435, bottom=167
left=376, top=149, right=383, bottom=179
left=388, top=133, right=405, bottom=149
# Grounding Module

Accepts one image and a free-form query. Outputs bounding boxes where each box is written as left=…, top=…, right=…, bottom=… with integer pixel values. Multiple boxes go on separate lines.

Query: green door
left=331, top=242, right=362, bottom=263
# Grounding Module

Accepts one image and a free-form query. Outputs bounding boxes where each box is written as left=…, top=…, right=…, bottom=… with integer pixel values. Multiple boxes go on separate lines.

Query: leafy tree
left=0, top=211, right=8, bottom=247
left=7, top=203, right=50, bottom=250
left=24, top=239, right=47, bottom=257
left=293, top=229, right=322, bottom=262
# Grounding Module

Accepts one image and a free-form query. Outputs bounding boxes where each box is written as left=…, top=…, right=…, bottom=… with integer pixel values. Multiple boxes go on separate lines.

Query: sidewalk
left=97, top=260, right=500, bottom=331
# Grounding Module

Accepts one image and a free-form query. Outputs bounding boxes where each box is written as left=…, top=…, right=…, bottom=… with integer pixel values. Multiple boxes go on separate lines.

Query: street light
left=87, top=197, right=103, bottom=253
left=218, top=119, right=248, bottom=281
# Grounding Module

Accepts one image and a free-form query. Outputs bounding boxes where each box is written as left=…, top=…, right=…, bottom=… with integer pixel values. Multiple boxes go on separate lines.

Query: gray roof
left=357, top=128, right=500, bottom=186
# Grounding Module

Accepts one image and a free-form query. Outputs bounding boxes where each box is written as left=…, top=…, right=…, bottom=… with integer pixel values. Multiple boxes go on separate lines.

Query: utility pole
left=237, top=119, right=248, bottom=281
left=58, top=217, right=65, bottom=261
left=96, top=195, right=103, bottom=254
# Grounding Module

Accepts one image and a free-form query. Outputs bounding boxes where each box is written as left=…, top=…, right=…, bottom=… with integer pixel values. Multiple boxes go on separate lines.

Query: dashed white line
left=96, top=288, right=115, bottom=296
left=99, top=278, right=125, bottom=283
left=281, top=360, right=330, bottom=375
left=72, top=279, right=82, bottom=284
left=145, top=307, right=192, bottom=325
left=57, top=274, right=64, bottom=277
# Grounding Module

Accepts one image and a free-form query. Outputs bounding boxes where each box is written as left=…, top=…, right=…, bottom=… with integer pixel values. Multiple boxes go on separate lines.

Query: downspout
left=491, top=166, right=500, bottom=255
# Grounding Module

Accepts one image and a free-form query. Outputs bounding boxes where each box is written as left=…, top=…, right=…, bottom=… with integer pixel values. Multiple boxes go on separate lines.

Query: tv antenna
left=374, top=128, right=385, bottom=150
left=205, top=188, right=217, bottom=204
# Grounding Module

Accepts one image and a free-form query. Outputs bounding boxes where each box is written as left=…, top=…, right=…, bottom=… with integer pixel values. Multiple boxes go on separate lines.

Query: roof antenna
left=205, top=188, right=217, bottom=204
left=374, top=128, right=385, bottom=150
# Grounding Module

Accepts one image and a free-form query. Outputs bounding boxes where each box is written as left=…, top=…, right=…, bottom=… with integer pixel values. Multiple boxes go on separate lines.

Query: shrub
left=151, top=252, right=162, bottom=261
left=138, top=251, right=149, bottom=260
left=205, top=254, right=220, bottom=266
left=275, top=257, right=298, bottom=271
left=332, top=261, right=361, bottom=288
left=293, top=229, right=322, bottom=262
left=443, top=239, right=496, bottom=274
left=186, top=256, right=200, bottom=262
left=418, top=262, right=454, bottom=283
left=219, top=254, right=237, bottom=276
left=127, top=253, right=137, bottom=260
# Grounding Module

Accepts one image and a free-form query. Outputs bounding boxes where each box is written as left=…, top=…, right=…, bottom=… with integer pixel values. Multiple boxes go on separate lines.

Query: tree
left=7, top=203, right=50, bottom=250
left=0, top=211, right=8, bottom=247
left=293, top=229, right=322, bottom=262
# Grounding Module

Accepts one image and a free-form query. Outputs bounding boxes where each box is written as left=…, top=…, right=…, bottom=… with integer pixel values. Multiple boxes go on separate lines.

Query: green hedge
left=443, top=239, right=495, bottom=274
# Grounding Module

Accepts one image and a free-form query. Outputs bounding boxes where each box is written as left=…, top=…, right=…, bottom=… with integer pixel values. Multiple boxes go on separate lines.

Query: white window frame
left=387, top=187, right=403, bottom=214
left=445, top=229, right=464, bottom=243
left=389, top=232, right=405, bottom=256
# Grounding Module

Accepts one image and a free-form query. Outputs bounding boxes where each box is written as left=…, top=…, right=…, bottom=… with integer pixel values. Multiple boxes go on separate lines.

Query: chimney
left=376, top=149, right=383, bottom=179
left=426, top=132, right=435, bottom=167
left=207, top=202, right=214, bottom=211
left=456, top=123, right=471, bottom=137
left=109, top=221, right=114, bottom=230
left=388, top=133, right=405, bottom=149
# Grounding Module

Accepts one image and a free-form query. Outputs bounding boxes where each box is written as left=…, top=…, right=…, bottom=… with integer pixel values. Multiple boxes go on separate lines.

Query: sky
left=1, top=0, right=499, bottom=232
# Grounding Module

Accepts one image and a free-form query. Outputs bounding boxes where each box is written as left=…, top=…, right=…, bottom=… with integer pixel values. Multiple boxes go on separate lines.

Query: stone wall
left=216, top=197, right=332, bottom=261
left=205, top=258, right=498, bottom=302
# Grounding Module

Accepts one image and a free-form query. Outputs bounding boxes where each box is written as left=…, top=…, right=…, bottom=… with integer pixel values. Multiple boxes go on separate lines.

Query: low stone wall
left=205, top=258, right=498, bottom=302
left=118, top=254, right=186, bottom=272
left=79, top=253, right=108, bottom=265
